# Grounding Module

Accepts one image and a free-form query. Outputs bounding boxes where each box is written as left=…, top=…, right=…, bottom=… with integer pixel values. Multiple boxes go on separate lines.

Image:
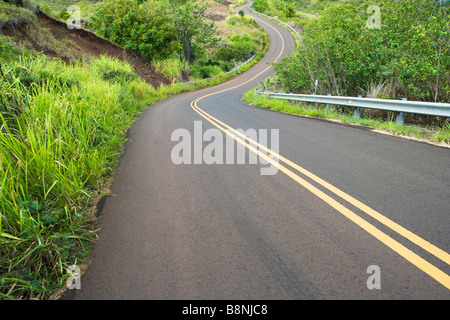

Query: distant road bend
left=66, top=1, right=450, bottom=299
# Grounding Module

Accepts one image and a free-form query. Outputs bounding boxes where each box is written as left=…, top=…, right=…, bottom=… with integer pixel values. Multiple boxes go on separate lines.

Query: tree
left=169, top=0, right=217, bottom=63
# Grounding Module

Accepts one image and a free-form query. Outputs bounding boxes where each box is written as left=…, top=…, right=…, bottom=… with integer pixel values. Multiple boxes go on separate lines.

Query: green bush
left=226, top=14, right=258, bottom=27
left=274, top=0, right=450, bottom=102
left=215, top=46, right=241, bottom=62
left=58, top=10, right=71, bottom=21
left=90, top=0, right=178, bottom=61
left=214, top=33, right=261, bottom=67
left=228, top=33, right=260, bottom=60
left=190, top=64, right=223, bottom=79
left=0, top=46, right=165, bottom=299
left=284, top=3, right=296, bottom=18
left=253, top=0, right=270, bottom=13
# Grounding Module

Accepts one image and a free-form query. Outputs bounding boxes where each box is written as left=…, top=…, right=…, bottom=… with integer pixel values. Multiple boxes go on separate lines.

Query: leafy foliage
left=88, top=0, right=266, bottom=80
left=274, top=0, right=450, bottom=102
left=90, top=0, right=178, bottom=61
left=169, top=0, right=217, bottom=63
left=253, top=0, right=270, bottom=13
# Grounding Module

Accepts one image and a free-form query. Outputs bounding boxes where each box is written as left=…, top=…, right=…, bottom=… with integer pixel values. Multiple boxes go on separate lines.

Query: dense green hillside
left=251, top=0, right=449, bottom=103
left=89, top=0, right=266, bottom=82
left=246, top=0, right=450, bottom=143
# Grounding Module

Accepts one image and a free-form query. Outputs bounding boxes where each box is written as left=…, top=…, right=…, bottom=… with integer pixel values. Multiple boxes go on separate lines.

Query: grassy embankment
left=0, top=1, right=268, bottom=299
left=0, top=39, right=179, bottom=299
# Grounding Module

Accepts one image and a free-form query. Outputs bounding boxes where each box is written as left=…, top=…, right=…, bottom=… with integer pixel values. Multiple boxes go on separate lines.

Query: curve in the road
left=191, top=6, right=450, bottom=291
left=63, top=1, right=450, bottom=299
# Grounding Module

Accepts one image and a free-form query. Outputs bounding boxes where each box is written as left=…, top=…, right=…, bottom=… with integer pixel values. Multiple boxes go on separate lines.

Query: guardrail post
left=354, top=95, right=362, bottom=118
left=396, top=98, right=406, bottom=125
left=325, top=94, right=331, bottom=110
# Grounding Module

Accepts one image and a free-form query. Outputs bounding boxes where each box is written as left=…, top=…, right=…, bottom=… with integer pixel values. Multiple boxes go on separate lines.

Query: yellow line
left=194, top=16, right=285, bottom=102
left=193, top=101, right=450, bottom=267
left=188, top=10, right=450, bottom=290
left=191, top=100, right=450, bottom=290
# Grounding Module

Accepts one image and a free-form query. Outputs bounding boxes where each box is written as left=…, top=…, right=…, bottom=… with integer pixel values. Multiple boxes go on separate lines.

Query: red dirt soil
left=2, top=9, right=170, bottom=87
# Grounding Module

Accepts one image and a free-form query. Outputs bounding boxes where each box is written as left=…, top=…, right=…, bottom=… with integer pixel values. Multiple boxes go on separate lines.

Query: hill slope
left=1, top=4, right=169, bottom=86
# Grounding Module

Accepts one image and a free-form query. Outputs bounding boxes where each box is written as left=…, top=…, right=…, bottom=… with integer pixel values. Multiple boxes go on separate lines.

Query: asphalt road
left=63, top=2, right=450, bottom=300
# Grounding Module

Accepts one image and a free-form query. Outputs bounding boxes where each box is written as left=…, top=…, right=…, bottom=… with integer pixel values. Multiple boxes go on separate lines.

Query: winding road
left=64, top=1, right=450, bottom=299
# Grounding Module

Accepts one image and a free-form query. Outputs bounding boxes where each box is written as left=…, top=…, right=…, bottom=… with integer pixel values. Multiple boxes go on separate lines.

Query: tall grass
left=153, top=57, right=190, bottom=82
left=0, top=48, right=185, bottom=299
left=0, top=27, right=269, bottom=298
left=0, top=1, right=269, bottom=297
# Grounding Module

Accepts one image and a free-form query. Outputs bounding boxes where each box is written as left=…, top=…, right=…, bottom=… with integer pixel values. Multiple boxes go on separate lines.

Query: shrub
left=190, top=64, right=223, bottom=79
left=229, top=33, right=260, bottom=60
left=90, top=0, right=178, bottom=61
left=253, top=0, right=270, bottom=13
left=215, top=46, right=241, bottom=62
left=285, top=3, right=296, bottom=18
left=274, top=0, right=450, bottom=102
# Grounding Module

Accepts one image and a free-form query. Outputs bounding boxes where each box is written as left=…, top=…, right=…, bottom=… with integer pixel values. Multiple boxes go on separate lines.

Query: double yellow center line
left=189, top=13, right=450, bottom=290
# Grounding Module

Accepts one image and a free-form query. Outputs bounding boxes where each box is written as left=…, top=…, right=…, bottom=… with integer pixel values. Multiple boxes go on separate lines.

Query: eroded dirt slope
left=2, top=9, right=169, bottom=87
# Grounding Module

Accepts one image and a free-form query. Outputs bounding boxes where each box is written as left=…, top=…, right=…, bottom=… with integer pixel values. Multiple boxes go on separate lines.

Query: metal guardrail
left=260, top=92, right=450, bottom=124
left=248, top=4, right=303, bottom=44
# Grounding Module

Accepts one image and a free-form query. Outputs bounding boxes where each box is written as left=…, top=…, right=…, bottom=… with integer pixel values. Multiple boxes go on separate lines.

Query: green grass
left=242, top=88, right=450, bottom=146
left=0, top=39, right=191, bottom=299
left=29, top=0, right=101, bottom=22
left=0, top=1, right=39, bottom=29
left=0, top=20, right=269, bottom=298
left=181, top=35, right=269, bottom=89
left=0, top=0, right=270, bottom=299
left=153, top=57, right=190, bottom=82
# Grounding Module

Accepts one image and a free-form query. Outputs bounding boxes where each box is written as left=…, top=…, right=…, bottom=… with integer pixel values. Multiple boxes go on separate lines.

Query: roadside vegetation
left=252, top=0, right=325, bottom=30
left=1, top=0, right=447, bottom=301
left=22, top=0, right=102, bottom=27
left=247, top=0, right=450, bottom=145
left=0, top=0, right=267, bottom=299
left=11, top=0, right=267, bottom=83
left=87, top=0, right=266, bottom=82
left=0, top=38, right=182, bottom=299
